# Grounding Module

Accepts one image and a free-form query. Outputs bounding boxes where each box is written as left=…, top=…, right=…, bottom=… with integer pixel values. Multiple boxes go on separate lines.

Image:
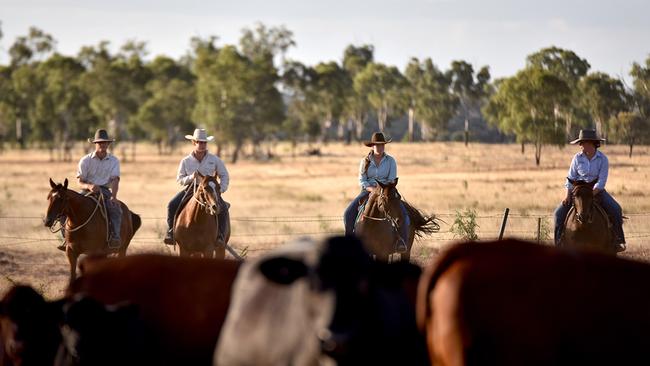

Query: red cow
left=416, top=239, right=650, bottom=366
left=67, top=254, right=240, bottom=365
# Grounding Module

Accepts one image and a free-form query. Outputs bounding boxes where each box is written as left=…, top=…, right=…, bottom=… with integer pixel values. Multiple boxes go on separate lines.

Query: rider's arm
left=594, top=154, right=608, bottom=193
left=109, top=176, right=120, bottom=200
left=565, top=155, right=579, bottom=191
left=359, top=157, right=374, bottom=190
left=387, top=156, right=397, bottom=184
left=76, top=156, right=96, bottom=191
left=215, top=157, right=229, bottom=193
left=176, top=158, right=193, bottom=186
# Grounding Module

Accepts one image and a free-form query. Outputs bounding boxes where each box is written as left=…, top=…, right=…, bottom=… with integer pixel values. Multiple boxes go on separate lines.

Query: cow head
left=215, top=236, right=428, bottom=365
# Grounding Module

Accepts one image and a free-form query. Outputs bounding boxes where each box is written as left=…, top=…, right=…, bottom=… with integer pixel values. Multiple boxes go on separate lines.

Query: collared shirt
left=177, top=151, right=229, bottom=193
left=358, top=152, right=397, bottom=190
left=76, top=152, right=120, bottom=187
left=565, top=150, right=608, bottom=191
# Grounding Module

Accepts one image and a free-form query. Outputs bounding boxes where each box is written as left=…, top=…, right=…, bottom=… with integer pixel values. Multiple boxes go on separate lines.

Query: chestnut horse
left=354, top=179, right=439, bottom=262
left=561, top=179, right=613, bottom=254
left=44, top=178, right=141, bottom=283
left=173, top=173, right=230, bottom=258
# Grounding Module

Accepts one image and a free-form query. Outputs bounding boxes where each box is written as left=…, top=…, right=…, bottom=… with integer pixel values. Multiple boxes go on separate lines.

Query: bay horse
left=354, top=179, right=439, bottom=262
left=173, top=172, right=230, bottom=258
left=44, top=178, right=141, bottom=283
left=561, top=178, right=613, bottom=254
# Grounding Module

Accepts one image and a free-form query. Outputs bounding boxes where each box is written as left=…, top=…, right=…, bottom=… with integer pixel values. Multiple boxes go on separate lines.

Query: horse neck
left=63, top=190, right=97, bottom=222
left=574, top=188, right=593, bottom=213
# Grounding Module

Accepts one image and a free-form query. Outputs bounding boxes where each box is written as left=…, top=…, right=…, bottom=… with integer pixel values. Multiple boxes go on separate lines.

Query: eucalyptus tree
left=342, top=44, right=374, bottom=141
left=578, top=72, right=630, bottom=138
left=612, top=111, right=649, bottom=158
left=526, top=46, right=591, bottom=139
left=447, top=60, right=490, bottom=146
left=9, top=27, right=56, bottom=66
left=136, top=56, right=195, bottom=154
left=484, top=67, right=571, bottom=165
left=631, top=56, right=650, bottom=119
left=405, top=57, right=458, bottom=141
left=313, top=61, right=349, bottom=142
left=354, top=62, right=409, bottom=132
left=282, top=60, right=320, bottom=144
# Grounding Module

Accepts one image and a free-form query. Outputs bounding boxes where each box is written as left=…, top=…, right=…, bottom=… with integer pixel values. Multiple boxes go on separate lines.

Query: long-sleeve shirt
left=77, top=152, right=120, bottom=187
left=358, top=152, right=397, bottom=190
left=564, top=150, right=608, bottom=191
left=176, top=152, right=229, bottom=193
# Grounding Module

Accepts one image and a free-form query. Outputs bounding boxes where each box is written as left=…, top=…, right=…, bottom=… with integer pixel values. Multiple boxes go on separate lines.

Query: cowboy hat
left=570, top=129, right=606, bottom=144
left=88, top=129, right=115, bottom=143
left=363, top=132, right=392, bottom=147
left=185, top=128, right=214, bottom=142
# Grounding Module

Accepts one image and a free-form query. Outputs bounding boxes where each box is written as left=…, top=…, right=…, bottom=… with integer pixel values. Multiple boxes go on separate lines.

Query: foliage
left=354, top=62, right=409, bottom=131
left=450, top=209, right=479, bottom=241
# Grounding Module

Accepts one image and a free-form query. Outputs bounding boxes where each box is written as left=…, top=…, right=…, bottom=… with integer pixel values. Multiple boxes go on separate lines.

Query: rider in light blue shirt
left=554, top=129, right=625, bottom=251
left=344, top=132, right=410, bottom=252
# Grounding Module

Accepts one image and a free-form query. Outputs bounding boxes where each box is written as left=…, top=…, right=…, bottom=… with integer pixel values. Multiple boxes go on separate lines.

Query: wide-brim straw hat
left=363, top=132, right=392, bottom=147
left=185, top=128, right=214, bottom=142
left=88, top=129, right=115, bottom=143
left=570, top=129, right=606, bottom=144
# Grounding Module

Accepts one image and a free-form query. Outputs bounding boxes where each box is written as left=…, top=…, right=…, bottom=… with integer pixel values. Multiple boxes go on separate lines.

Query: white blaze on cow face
left=215, top=237, right=336, bottom=366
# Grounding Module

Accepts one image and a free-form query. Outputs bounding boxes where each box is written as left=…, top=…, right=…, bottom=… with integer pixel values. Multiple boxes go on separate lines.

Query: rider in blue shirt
left=554, top=129, right=625, bottom=252
left=343, top=132, right=410, bottom=252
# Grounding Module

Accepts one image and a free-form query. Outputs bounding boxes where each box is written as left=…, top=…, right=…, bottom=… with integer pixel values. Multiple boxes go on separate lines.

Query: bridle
left=572, top=185, right=594, bottom=224
left=361, top=187, right=400, bottom=232
left=46, top=189, right=107, bottom=235
left=192, top=179, right=220, bottom=216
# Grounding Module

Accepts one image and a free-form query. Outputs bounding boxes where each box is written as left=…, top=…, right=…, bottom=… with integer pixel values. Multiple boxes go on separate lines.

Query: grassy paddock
left=1, top=141, right=649, bottom=298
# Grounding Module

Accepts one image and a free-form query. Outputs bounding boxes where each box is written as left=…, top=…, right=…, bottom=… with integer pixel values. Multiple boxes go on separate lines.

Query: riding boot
left=163, top=229, right=175, bottom=245
left=217, top=202, right=229, bottom=246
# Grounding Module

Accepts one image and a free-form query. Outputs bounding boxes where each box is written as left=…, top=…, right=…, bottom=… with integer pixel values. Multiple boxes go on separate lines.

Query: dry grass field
left=1, top=141, right=650, bottom=298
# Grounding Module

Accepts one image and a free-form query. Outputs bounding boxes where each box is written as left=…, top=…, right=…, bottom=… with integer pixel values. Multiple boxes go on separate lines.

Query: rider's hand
left=89, top=184, right=100, bottom=193
left=365, top=186, right=375, bottom=193
left=592, top=188, right=601, bottom=196
left=562, top=195, right=571, bottom=206
left=109, top=196, right=118, bottom=203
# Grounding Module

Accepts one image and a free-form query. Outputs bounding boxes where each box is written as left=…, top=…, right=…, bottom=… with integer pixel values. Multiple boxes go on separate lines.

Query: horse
left=354, top=179, right=439, bottom=262
left=44, top=178, right=141, bottom=283
left=173, top=172, right=230, bottom=258
left=561, top=178, right=613, bottom=254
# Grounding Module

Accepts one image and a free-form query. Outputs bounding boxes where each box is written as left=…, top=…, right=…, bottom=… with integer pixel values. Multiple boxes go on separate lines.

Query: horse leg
left=66, top=247, right=78, bottom=283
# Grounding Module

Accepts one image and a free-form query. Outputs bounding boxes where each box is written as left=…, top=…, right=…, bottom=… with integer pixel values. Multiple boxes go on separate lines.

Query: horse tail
left=131, top=211, right=142, bottom=234
left=403, top=200, right=440, bottom=239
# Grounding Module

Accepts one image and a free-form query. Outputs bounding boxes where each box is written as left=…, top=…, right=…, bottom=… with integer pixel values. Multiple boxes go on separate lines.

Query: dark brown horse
left=354, top=179, right=439, bottom=262
left=561, top=178, right=613, bottom=254
left=44, top=178, right=141, bottom=283
left=173, top=173, right=230, bottom=258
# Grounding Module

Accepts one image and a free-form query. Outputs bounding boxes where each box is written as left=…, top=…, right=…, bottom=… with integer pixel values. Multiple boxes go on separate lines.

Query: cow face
left=216, top=236, right=427, bottom=366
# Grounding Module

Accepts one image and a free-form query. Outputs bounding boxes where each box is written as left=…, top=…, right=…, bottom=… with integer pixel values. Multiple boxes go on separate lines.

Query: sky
left=1, top=0, right=649, bottom=81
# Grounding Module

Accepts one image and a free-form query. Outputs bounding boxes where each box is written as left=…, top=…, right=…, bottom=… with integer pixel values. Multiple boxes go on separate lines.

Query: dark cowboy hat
left=88, top=129, right=115, bottom=143
left=570, top=129, right=606, bottom=144
left=363, top=132, right=392, bottom=147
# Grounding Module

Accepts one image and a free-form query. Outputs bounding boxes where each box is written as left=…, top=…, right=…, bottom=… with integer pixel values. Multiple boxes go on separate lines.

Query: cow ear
left=50, top=178, right=57, bottom=189
left=259, top=257, right=308, bottom=285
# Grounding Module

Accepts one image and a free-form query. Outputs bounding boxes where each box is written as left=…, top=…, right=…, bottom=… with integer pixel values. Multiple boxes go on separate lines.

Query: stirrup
left=395, top=238, right=407, bottom=253
left=57, top=242, right=67, bottom=251
left=163, top=231, right=175, bottom=245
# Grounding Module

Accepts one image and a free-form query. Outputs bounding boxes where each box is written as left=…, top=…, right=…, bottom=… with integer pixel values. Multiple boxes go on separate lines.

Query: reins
left=48, top=190, right=109, bottom=242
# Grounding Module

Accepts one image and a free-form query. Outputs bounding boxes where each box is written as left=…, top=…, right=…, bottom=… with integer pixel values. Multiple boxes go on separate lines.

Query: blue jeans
left=80, top=187, right=122, bottom=241
left=343, top=190, right=410, bottom=243
left=554, top=190, right=625, bottom=245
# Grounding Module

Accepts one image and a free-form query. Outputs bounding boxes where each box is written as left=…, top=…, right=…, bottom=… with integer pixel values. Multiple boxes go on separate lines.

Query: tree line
left=0, top=22, right=649, bottom=164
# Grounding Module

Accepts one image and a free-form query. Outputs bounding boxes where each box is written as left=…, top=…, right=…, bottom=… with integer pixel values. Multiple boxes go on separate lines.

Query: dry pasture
left=1, top=141, right=649, bottom=298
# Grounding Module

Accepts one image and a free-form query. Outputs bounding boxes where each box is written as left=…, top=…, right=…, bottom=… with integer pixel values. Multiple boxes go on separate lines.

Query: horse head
left=45, top=178, right=69, bottom=227
left=569, top=178, right=597, bottom=224
left=374, top=178, right=401, bottom=216
left=196, top=172, right=221, bottom=216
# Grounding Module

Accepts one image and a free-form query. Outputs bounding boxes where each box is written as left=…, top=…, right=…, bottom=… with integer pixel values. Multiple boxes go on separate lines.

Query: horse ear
left=63, top=178, right=68, bottom=190
left=214, top=171, right=218, bottom=179
left=377, top=181, right=386, bottom=188
left=197, top=172, right=204, bottom=179
left=394, top=177, right=399, bottom=186
left=590, top=178, right=598, bottom=186
left=567, top=177, right=575, bottom=185
left=49, top=178, right=57, bottom=189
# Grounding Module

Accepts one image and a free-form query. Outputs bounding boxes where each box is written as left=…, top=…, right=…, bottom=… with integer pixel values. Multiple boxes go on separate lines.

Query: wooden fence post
left=498, top=208, right=509, bottom=240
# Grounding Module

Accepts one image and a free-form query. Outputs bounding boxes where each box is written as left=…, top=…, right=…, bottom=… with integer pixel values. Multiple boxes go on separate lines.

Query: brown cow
left=68, top=254, right=240, bottom=365
left=417, top=239, right=650, bottom=366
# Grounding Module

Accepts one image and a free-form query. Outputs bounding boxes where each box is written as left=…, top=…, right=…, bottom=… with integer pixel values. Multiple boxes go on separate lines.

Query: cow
left=0, top=285, right=62, bottom=366
left=66, top=254, right=241, bottom=365
left=215, top=235, right=429, bottom=366
left=416, top=239, right=650, bottom=366
left=1, top=254, right=240, bottom=366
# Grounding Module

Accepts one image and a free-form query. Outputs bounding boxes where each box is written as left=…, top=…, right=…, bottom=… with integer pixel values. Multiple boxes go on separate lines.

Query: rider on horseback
left=164, top=128, right=230, bottom=246
left=57, top=129, right=122, bottom=250
left=343, top=132, right=410, bottom=252
left=554, top=129, right=626, bottom=252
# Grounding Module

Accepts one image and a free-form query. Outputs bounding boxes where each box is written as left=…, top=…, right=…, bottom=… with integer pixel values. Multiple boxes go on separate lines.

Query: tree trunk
left=231, top=140, right=243, bottom=164
left=408, top=108, right=414, bottom=142
left=464, top=117, right=469, bottom=147
left=534, top=141, right=542, bottom=166
left=521, top=142, right=525, bottom=154
left=629, top=138, right=635, bottom=158
left=377, top=109, right=385, bottom=132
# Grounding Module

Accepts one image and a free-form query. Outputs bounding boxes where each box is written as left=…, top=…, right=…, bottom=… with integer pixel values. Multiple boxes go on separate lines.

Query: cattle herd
left=2, top=236, right=650, bottom=365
